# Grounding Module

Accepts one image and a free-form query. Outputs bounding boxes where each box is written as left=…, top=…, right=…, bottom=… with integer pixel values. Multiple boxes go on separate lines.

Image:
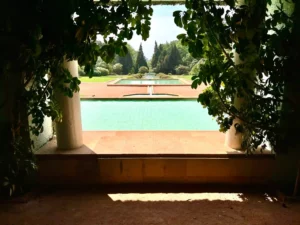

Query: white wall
left=30, top=116, right=53, bottom=151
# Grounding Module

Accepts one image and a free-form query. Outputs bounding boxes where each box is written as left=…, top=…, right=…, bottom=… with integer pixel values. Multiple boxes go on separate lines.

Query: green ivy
left=174, top=0, right=297, bottom=153
left=0, top=0, right=153, bottom=196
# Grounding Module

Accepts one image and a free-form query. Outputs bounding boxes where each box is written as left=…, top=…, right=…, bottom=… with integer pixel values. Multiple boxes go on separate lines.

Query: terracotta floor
left=38, top=131, right=271, bottom=155
left=79, top=82, right=206, bottom=98
left=82, top=131, right=234, bottom=155
left=1, top=189, right=300, bottom=225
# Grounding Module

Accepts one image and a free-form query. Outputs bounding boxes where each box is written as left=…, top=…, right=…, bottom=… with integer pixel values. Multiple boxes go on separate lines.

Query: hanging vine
left=0, top=0, right=153, bottom=196
left=174, top=0, right=298, bottom=152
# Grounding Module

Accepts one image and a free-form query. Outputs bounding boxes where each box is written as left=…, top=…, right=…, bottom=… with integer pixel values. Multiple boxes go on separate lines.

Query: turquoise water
left=116, top=79, right=183, bottom=85
left=81, top=100, right=219, bottom=131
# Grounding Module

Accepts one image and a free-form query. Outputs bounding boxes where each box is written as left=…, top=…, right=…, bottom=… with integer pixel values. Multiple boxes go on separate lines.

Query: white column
left=225, top=0, right=250, bottom=150
left=225, top=52, right=246, bottom=150
left=225, top=0, right=294, bottom=150
left=225, top=118, right=243, bottom=150
left=56, top=60, right=83, bottom=150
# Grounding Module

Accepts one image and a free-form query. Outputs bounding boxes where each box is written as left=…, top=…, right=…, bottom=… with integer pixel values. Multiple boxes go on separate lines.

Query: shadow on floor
left=0, top=185, right=299, bottom=225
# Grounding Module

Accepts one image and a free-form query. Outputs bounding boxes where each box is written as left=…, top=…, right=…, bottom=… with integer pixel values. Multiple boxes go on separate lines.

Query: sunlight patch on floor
left=108, top=193, right=245, bottom=202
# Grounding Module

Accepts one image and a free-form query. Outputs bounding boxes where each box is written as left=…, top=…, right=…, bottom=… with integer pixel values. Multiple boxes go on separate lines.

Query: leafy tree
left=156, top=44, right=181, bottom=74
left=156, top=49, right=168, bottom=73
left=94, top=57, right=112, bottom=73
left=116, top=51, right=134, bottom=74
left=112, top=63, right=123, bottom=75
left=167, top=45, right=182, bottom=73
left=175, top=65, right=190, bottom=75
left=94, top=67, right=109, bottom=76
left=151, top=41, right=160, bottom=69
left=135, top=43, right=148, bottom=72
left=138, top=66, right=149, bottom=73
left=0, top=0, right=153, bottom=196
left=189, top=59, right=205, bottom=76
left=126, top=44, right=138, bottom=63
left=173, top=40, right=193, bottom=66
left=174, top=0, right=298, bottom=153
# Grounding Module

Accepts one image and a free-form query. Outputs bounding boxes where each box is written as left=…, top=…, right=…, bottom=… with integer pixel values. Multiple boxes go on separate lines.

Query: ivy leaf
left=177, top=33, right=186, bottom=40
left=187, top=22, right=196, bottom=39
left=191, top=79, right=198, bottom=89
left=173, top=11, right=182, bottom=27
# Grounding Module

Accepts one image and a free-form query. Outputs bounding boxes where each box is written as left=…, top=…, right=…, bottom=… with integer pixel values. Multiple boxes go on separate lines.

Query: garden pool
left=115, top=79, right=183, bottom=85
left=81, top=99, right=219, bottom=131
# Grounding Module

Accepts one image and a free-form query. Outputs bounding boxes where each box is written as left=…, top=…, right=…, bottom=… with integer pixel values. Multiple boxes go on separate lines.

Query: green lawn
left=79, top=75, right=125, bottom=83
left=172, top=74, right=193, bottom=81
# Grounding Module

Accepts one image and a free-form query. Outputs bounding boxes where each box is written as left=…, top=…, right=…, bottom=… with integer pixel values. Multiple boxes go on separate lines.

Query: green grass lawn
left=172, top=74, right=193, bottom=81
left=79, top=75, right=125, bottom=83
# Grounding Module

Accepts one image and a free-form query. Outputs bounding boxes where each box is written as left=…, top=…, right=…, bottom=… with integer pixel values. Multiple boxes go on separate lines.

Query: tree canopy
left=116, top=51, right=134, bottom=74
left=135, top=43, right=148, bottom=72
left=0, top=0, right=153, bottom=196
left=174, top=0, right=299, bottom=152
left=151, top=41, right=160, bottom=69
left=152, top=42, right=185, bottom=74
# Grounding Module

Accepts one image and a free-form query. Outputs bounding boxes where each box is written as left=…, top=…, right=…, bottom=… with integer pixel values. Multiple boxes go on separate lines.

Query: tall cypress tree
left=157, top=45, right=182, bottom=74
left=151, top=41, right=160, bottom=69
left=167, top=45, right=182, bottom=74
left=116, top=51, right=134, bottom=74
left=135, top=43, right=148, bottom=72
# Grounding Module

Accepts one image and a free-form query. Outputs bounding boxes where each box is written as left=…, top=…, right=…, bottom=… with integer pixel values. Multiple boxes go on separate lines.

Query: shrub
left=112, top=63, right=123, bottom=74
left=78, top=66, right=86, bottom=76
left=93, top=67, right=109, bottom=76
left=134, top=74, right=143, bottom=79
left=175, top=65, right=190, bottom=75
left=138, top=66, right=149, bottom=74
left=128, top=74, right=143, bottom=79
left=189, top=59, right=205, bottom=76
left=157, top=73, right=170, bottom=79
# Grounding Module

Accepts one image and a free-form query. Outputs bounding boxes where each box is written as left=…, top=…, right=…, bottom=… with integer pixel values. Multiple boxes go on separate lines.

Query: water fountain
left=143, top=73, right=156, bottom=79
left=148, top=85, right=153, bottom=96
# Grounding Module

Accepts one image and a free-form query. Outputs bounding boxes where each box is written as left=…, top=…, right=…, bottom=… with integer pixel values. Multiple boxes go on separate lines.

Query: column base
left=225, top=118, right=244, bottom=151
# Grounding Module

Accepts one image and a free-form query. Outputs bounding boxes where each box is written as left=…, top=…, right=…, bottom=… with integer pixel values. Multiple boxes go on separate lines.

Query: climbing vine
left=0, top=0, right=153, bottom=196
left=174, top=0, right=298, bottom=152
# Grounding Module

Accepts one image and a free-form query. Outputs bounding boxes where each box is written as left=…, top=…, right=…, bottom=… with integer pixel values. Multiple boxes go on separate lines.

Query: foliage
left=175, top=65, right=190, bottom=75
left=126, top=44, right=138, bottom=63
left=112, top=63, right=123, bottom=75
left=135, top=43, right=148, bottom=72
left=189, top=59, right=205, bottom=76
left=174, top=0, right=298, bottom=152
left=94, top=67, right=109, bottom=76
left=153, top=42, right=184, bottom=74
left=116, top=51, right=134, bottom=74
left=129, top=74, right=143, bottom=79
left=167, top=45, right=182, bottom=73
left=78, top=66, right=86, bottom=76
left=138, top=66, right=149, bottom=73
left=157, top=73, right=171, bottom=79
left=0, top=136, right=37, bottom=196
left=151, top=41, right=160, bottom=68
left=79, top=76, right=121, bottom=83
left=0, top=0, right=153, bottom=196
left=96, top=60, right=112, bottom=73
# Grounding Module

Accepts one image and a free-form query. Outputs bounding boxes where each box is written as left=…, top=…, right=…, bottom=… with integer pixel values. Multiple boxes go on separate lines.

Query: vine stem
left=213, top=84, right=276, bottom=131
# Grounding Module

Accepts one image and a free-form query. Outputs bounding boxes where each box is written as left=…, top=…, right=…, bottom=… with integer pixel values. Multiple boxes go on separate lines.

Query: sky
left=128, top=5, right=186, bottom=59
